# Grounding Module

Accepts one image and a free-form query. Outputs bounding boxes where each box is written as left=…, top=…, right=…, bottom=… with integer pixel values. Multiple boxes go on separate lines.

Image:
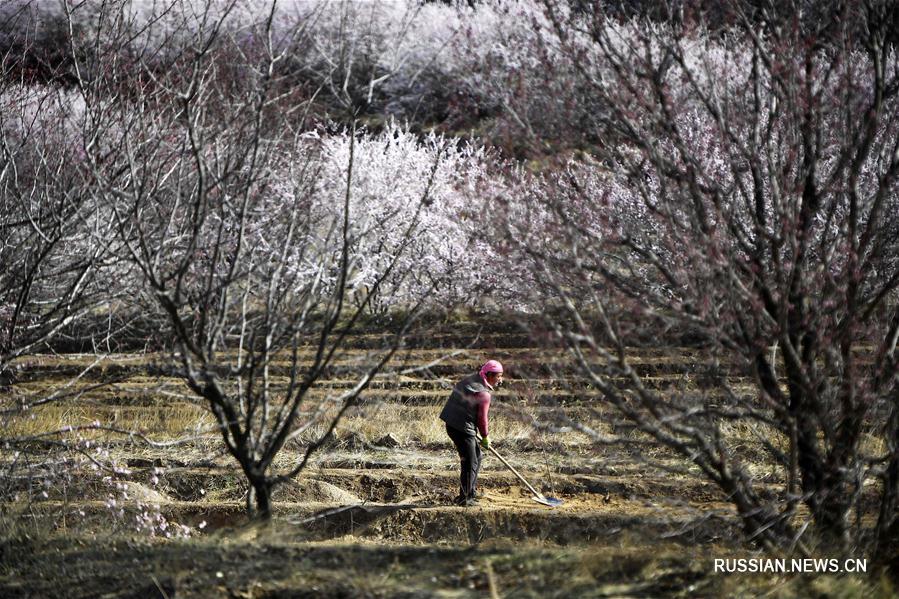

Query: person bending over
left=439, top=360, right=503, bottom=506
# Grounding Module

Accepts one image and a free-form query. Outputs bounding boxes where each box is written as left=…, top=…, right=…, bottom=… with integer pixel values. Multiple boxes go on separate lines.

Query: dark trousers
left=446, top=424, right=481, bottom=498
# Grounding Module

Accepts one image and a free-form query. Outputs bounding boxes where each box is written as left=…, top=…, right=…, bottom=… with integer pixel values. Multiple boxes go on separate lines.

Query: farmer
left=439, top=359, right=503, bottom=506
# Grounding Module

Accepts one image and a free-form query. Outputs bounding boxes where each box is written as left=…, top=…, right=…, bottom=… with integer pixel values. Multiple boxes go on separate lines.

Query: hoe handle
left=487, top=444, right=543, bottom=498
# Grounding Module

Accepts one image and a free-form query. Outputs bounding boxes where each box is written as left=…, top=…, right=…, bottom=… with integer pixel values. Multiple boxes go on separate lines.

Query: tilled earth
left=2, top=447, right=742, bottom=598
left=0, top=324, right=853, bottom=597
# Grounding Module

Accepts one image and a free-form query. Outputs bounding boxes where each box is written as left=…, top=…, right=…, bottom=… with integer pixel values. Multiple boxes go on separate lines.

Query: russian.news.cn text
left=714, top=558, right=866, bottom=574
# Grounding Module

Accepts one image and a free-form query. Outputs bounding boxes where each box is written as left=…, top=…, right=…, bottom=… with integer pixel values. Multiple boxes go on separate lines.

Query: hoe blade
left=532, top=494, right=564, bottom=507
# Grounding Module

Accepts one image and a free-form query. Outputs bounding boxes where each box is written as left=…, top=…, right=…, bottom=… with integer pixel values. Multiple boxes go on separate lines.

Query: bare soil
left=0, top=328, right=878, bottom=597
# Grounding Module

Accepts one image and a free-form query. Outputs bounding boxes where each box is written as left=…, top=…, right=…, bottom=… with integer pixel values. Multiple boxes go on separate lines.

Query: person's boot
left=452, top=493, right=467, bottom=506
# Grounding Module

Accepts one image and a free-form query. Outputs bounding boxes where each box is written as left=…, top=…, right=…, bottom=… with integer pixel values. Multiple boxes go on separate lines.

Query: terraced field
left=0, top=323, right=857, bottom=597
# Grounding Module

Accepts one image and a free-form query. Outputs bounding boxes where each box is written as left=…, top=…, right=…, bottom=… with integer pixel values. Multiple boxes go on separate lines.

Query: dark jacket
left=439, top=372, right=492, bottom=437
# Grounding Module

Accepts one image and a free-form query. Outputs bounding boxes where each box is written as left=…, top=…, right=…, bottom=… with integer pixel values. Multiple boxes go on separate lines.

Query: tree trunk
left=252, top=479, right=273, bottom=519
left=875, top=406, right=899, bottom=561
left=245, top=476, right=274, bottom=520
left=784, top=357, right=852, bottom=546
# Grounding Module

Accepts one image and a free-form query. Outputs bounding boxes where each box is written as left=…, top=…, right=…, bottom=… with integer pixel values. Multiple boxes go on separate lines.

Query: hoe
left=487, top=444, right=563, bottom=507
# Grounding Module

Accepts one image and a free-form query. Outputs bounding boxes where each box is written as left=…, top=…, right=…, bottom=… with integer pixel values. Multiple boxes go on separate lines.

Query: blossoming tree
left=505, top=0, right=899, bottom=559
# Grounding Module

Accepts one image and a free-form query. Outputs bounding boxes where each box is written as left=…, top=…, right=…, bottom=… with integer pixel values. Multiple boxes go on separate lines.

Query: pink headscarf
left=479, top=360, right=504, bottom=379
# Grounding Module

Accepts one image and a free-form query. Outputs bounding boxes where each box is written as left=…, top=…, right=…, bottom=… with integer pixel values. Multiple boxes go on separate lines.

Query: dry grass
left=3, top=403, right=213, bottom=439
left=3, top=350, right=895, bottom=598
left=5, top=352, right=892, bottom=488
left=337, top=402, right=594, bottom=448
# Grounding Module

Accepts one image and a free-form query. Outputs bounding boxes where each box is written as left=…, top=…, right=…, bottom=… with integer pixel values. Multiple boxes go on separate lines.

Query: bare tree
left=57, top=0, right=442, bottom=518
left=501, top=0, right=899, bottom=559
left=0, top=80, right=111, bottom=381
left=0, top=25, right=136, bottom=532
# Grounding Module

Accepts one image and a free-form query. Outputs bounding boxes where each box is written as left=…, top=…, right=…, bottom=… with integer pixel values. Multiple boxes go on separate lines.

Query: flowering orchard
left=3, top=0, right=899, bottom=568
left=310, top=123, right=504, bottom=310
